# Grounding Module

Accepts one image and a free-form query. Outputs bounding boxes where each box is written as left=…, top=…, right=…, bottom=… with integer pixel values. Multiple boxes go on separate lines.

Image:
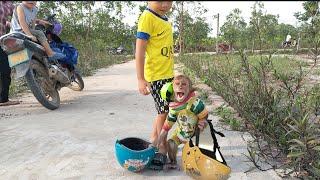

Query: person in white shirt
left=286, top=34, right=291, bottom=43
left=283, top=34, right=292, bottom=47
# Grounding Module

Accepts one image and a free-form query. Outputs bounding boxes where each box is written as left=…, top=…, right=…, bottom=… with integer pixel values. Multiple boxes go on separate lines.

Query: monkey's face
left=173, top=78, right=190, bottom=103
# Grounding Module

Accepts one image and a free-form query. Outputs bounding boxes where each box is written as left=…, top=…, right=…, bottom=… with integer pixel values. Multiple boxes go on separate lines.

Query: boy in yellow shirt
left=135, top=1, right=174, bottom=146
left=135, top=1, right=174, bottom=169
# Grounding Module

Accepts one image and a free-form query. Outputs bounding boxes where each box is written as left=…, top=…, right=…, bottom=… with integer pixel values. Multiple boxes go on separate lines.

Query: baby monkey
left=156, top=74, right=208, bottom=169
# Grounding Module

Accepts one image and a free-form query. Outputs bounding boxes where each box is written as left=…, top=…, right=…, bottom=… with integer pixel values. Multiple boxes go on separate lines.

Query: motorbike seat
left=5, top=32, right=46, bottom=53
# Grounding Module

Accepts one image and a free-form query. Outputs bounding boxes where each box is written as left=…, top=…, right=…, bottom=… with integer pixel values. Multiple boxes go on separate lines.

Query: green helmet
left=160, top=82, right=174, bottom=102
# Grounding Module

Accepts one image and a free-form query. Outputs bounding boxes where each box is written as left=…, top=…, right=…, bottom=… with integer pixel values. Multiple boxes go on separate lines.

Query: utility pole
left=297, top=31, right=301, bottom=52
left=214, top=13, right=220, bottom=53
left=179, top=2, right=184, bottom=55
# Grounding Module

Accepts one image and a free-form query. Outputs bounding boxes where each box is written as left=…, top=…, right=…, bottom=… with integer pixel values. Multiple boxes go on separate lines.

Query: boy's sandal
left=148, top=153, right=167, bottom=170
left=152, top=152, right=167, bottom=165
left=148, top=163, right=164, bottom=170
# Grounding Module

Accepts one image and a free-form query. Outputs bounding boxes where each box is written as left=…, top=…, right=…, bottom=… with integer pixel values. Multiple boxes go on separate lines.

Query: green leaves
left=287, top=151, right=305, bottom=158
left=180, top=52, right=320, bottom=178
left=220, top=8, right=247, bottom=50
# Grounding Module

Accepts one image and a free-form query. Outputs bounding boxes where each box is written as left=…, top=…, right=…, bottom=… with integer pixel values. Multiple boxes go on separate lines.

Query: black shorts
left=150, top=78, right=173, bottom=114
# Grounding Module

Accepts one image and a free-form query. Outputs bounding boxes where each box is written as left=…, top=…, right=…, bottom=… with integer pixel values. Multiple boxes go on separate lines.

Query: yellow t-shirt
left=137, top=8, right=174, bottom=82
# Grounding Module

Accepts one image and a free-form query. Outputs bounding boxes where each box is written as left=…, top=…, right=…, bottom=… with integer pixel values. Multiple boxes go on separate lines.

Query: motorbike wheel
left=68, top=70, right=84, bottom=91
left=25, top=59, right=60, bottom=110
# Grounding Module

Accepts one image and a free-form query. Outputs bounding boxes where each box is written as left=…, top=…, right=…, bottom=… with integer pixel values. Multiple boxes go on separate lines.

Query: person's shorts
left=150, top=77, right=173, bottom=114
left=30, top=29, right=48, bottom=44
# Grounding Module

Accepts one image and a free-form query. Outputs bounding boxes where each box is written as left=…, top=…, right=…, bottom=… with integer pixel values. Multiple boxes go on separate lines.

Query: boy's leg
left=151, top=118, right=157, bottom=144
left=30, top=30, right=65, bottom=60
left=151, top=113, right=167, bottom=145
left=30, top=29, right=53, bottom=55
left=149, top=78, right=173, bottom=145
left=148, top=78, right=173, bottom=170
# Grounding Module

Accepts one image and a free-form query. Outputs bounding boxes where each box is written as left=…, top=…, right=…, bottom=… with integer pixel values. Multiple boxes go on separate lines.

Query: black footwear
left=148, top=153, right=167, bottom=170
left=0, top=100, right=20, bottom=106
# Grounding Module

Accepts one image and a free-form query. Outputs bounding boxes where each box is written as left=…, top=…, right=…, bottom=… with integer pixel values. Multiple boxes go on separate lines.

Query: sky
left=122, top=1, right=306, bottom=37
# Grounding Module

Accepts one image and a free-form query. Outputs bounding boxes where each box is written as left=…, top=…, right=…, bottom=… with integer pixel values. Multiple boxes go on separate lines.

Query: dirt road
left=0, top=60, right=281, bottom=179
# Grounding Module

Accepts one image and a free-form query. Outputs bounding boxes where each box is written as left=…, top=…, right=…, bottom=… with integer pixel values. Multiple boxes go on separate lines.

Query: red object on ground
left=218, top=43, right=231, bottom=52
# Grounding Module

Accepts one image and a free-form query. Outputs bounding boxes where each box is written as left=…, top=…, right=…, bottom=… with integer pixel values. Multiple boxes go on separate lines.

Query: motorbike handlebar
left=45, top=14, right=56, bottom=22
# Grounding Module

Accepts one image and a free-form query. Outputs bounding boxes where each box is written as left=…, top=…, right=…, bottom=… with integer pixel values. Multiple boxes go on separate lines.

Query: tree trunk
left=85, top=3, right=93, bottom=40
left=296, top=32, right=301, bottom=52
left=179, top=2, right=184, bottom=55
left=252, top=40, right=255, bottom=53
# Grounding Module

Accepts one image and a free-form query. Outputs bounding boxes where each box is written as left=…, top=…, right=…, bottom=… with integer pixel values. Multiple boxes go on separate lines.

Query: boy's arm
left=35, top=18, right=51, bottom=26
left=16, top=5, right=33, bottom=36
left=135, top=38, right=150, bottom=95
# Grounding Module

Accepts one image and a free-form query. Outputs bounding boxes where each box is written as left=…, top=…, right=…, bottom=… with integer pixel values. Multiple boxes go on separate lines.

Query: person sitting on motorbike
left=284, top=34, right=292, bottom=46
left=10, top=1, right=65, bottom=61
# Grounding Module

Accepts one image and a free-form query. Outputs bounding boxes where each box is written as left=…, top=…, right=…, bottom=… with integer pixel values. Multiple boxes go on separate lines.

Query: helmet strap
left=193, top=119, right=228, bottom=165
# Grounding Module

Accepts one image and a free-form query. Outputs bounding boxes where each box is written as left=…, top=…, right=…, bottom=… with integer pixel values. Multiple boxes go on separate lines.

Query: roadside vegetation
left=180, top=52, right=320, bottom=178
left=179, top=1, right=320, bottom=178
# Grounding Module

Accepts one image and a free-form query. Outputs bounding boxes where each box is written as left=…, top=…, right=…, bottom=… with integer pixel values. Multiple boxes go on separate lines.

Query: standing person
left=0, top=1, right=20, bottom=106
left=10, top=1, right=65, bottom=61
left=135, top=1, right=174, bottom=148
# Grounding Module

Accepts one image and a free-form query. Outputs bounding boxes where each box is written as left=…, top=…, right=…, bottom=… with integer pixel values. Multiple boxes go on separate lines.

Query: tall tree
left=172, top=1, right=208, bottom=53
left=295, top=1, right=320, bottom=59
left=249, top=1, right=279, bottom=50
left=220, top=8, right=247, bottom=51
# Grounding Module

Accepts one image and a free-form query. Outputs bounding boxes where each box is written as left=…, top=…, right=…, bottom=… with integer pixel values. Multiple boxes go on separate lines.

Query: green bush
left=178, top=52, right=320, bottom=178
left=215, top=105, right=242, bottom=131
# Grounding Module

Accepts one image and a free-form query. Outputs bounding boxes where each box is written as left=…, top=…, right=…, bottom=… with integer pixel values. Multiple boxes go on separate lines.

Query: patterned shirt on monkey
left=162, top=91, right=209, bottom=145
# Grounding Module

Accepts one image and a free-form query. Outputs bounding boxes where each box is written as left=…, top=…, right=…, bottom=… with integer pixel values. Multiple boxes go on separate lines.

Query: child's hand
left=198, top=120, right=208, bottom=131
left=138, top=79, right=151, bottom=95
left=38, top=19, right=52, bottom=26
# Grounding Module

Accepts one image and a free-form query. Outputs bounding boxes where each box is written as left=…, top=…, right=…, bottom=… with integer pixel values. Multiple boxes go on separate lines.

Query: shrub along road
left=0, top=60, right=281, bottom=179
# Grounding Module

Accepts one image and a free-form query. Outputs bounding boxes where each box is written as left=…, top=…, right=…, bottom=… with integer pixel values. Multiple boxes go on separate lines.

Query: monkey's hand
left=198, top=120, right=208, bottom=132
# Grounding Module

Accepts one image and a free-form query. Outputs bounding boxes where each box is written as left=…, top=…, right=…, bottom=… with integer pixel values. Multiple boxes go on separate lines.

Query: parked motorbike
left=0, top=14, right=84, bottom=110
left=107, top=45, right=126, bottom=55
left=116, top=45, right=126, bottom=55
